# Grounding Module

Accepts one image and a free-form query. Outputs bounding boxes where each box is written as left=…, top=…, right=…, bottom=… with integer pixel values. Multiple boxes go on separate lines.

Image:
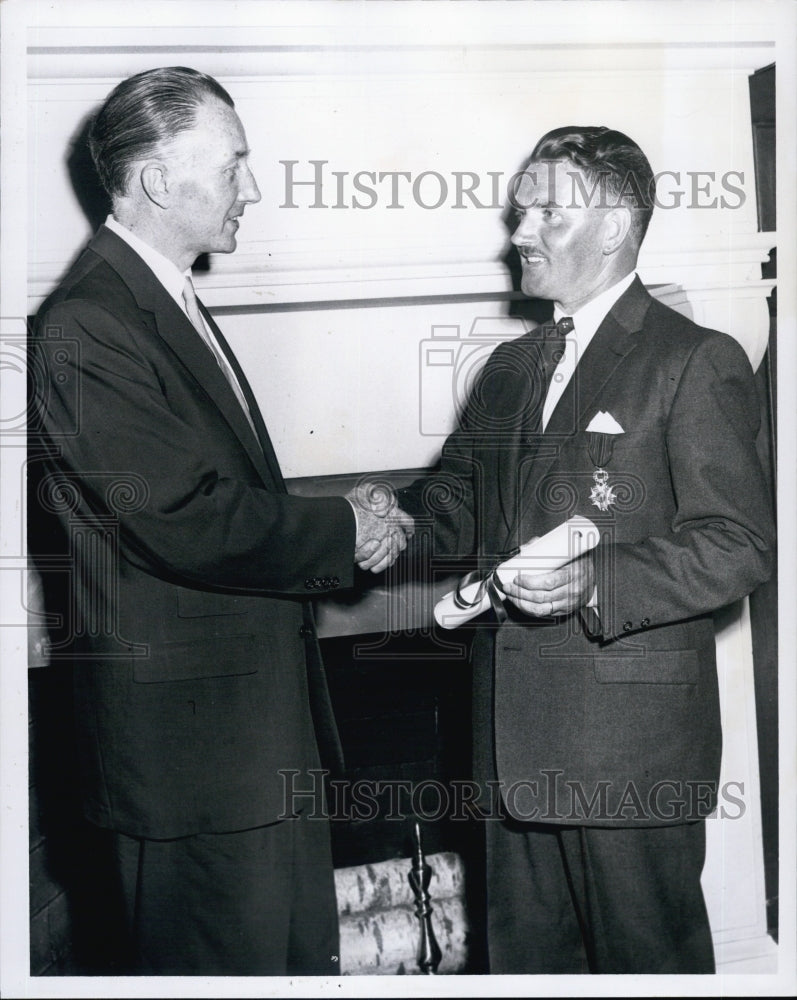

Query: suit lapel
left=89, top=227, right=281, bottom=489
left=507, top=278, right=652, bottom=549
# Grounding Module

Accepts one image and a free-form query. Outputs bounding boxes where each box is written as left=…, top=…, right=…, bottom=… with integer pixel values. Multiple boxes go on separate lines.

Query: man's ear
left=602, top=206, right=633, bottom=254
left=139, top=161, right=170, bottom=209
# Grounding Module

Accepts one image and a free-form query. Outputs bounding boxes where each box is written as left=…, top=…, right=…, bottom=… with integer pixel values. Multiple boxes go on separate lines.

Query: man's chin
left=520, top=277, right=547, bottom=299
left=213, top=237, right=237, bottom=255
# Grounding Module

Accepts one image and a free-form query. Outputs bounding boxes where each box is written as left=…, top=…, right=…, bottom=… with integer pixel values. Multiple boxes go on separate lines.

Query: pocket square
left=586, top=410, right=624, bottom=434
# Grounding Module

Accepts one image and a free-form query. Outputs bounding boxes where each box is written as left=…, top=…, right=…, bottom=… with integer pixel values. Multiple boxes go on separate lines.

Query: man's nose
left=239, top=164, right=261, bottom=205
left=511, top=213, right=539, bottom=246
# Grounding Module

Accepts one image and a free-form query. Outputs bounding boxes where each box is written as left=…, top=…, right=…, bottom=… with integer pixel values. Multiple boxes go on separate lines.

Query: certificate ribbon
left=451, top=549, right=520, bottom=625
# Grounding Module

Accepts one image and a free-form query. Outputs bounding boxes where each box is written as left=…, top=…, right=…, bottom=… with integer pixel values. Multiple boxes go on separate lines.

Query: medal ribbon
left=586, top=431, right=615, bottom=468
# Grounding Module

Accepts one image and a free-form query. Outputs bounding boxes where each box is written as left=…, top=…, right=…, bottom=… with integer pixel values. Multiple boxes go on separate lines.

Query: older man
left=398, top=126, right=775, bottom=973
left=30, top=66, right=410, bottom=975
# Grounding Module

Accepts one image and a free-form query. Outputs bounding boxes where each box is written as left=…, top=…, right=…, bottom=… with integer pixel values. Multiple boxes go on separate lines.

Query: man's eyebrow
left=513, top=195, right=565, bottom=213
left=517, top=198, right=562, bottom=210
left=224, top=149, right=251, bottom=165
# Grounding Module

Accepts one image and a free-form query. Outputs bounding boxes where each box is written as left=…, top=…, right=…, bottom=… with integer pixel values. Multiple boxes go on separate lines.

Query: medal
left=589, top=468, right=617, bottom=512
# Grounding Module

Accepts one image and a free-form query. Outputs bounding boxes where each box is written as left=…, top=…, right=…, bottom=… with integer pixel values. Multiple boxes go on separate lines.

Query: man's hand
left=501, top=552, right=595, bottom=618
left=345, top=482, right=415, bottom=573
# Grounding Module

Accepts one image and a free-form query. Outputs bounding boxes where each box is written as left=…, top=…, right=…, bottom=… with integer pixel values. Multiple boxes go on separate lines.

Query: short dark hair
left=528, top=126, right=656, bottom=242
left=88, top=66, right=235, bottom=199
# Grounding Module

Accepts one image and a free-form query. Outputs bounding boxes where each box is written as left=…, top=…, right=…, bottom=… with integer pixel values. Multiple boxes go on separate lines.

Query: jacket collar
left=86, top=226, right=281, bottom=488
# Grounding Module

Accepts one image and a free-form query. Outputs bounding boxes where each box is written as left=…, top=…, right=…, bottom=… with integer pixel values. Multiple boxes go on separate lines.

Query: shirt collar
left=104, top=215, right=192, bottom=308
left=553, top=270, right=637, bottom=342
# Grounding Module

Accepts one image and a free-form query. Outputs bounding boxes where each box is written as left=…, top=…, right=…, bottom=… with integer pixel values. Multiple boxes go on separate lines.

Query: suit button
left=641, top=618, right=651, bottom=628
left=299, top=625, right=314, bottom=638
left=622, top=621, right=633, bottom=632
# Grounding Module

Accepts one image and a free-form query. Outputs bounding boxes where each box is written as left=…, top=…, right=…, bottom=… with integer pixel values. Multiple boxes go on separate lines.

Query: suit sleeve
left=397, top=341, right=524, bottom=561
left=397, top=432, right=478, bottom=562
left=596, top=332, right=775, bottom=639
left=34, top=298, right=356, bottom=595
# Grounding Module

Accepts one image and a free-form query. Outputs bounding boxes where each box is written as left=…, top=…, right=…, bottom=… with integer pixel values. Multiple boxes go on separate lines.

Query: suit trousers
left=485, top=816, right=715, bottom=974
left=109, top=812, right=339, bottom=975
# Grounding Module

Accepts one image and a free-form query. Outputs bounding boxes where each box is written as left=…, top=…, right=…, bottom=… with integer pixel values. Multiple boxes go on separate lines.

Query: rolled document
left=434, top=515, right=600, bottom=629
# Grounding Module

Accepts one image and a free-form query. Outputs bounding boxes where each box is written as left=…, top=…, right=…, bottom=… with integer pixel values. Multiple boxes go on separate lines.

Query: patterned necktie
left=182, top=276, right=259, bottom=439
left=541, top=315, right=574, bottom=395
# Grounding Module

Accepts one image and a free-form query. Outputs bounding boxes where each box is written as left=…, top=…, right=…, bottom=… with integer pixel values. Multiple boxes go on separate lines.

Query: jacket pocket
left=132, top=634, right=258, bottom=683
left=593, top=649, right=699, bottom=685
left=176, top=586, right=250, bottom=618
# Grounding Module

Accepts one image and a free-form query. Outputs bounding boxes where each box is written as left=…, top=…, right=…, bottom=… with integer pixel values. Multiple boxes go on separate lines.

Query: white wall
left=22, top=3, right=776, bottom=479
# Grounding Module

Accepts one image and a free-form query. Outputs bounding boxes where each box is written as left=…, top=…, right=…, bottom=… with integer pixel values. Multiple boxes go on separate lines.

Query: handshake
left=345, top=481, right=415, bottom=573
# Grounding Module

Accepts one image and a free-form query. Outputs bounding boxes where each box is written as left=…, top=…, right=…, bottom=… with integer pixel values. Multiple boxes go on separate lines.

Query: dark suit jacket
left=402, top=277, right=774, bottom=826
left=30, top=226, right=355, bottom=839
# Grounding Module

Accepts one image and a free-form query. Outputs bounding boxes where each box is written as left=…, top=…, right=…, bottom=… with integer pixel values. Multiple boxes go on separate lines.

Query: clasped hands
left=346, top=482, right=415, bottom=573
left=500, top=545, right=596, bottom=618
left=345, top=488, right=595, bottom=607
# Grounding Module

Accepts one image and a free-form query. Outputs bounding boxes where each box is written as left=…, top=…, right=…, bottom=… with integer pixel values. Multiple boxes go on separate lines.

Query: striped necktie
left=182, top=275, right=259, bottom=439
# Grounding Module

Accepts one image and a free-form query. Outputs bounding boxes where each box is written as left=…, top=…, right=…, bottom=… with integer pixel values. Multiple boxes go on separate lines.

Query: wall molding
left=29, top=237, right=776, bottom=370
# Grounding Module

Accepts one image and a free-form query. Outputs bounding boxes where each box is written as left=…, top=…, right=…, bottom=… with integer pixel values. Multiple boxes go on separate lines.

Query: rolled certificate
left=434, top=515, right=600, bottom=629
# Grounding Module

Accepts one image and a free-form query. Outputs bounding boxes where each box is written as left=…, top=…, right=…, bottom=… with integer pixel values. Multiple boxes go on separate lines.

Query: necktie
left=182, top=276, right=259, bottom=439
left=541, top=315, right=574, bottom=395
